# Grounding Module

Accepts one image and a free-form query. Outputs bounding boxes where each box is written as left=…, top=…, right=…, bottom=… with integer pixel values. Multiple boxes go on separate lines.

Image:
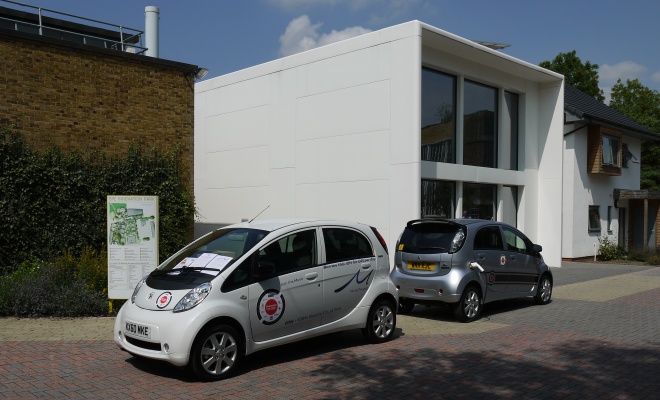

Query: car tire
left=452, top=285, right=482, bottom=323
left=398, top=298, right=415, bottom=314
left=534, top=274, right=553, bottom=305
left=362, top=299, right=396, bottom=343
left=189, top=324, right=244, bottom=381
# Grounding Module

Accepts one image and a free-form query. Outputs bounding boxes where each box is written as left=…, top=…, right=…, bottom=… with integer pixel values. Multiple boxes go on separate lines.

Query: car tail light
left=371, top=226, right=389, bottom=254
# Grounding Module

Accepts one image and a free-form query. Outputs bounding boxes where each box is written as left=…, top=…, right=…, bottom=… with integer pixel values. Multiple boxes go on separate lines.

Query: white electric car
left=114, top=218, right=397, bottom=380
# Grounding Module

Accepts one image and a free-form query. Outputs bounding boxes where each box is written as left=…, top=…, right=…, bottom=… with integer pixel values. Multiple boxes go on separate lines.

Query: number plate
left=408, top=262, right=435, bottom=271
left=125, top=321, right=151, bottom=339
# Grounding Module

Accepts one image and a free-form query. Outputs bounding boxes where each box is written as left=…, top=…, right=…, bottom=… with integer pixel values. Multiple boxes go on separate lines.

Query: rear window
left=399, top=223, right=462, bottom=254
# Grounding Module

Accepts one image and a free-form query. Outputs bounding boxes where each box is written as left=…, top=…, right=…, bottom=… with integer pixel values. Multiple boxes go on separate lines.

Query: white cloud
left=652, top=71, right=660, bottom=83
left=599, top=61, right=647, bottom=84
left=278, top=15, right=371, bottom=56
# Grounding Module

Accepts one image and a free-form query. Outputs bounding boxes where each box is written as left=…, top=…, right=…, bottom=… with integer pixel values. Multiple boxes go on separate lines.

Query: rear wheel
left=398, top=298, right=415, bottom=314
left=534, top=274, right=553, bottom=305
left=452, top=285, right=482, bottom=323
left=362, top=299, right=396, bottom=343
left=189, top=324, right=243, bottom=381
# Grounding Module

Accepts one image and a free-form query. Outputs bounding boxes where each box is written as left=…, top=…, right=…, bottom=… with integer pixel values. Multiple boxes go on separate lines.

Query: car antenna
left=249, top=205, right=270, bottom=223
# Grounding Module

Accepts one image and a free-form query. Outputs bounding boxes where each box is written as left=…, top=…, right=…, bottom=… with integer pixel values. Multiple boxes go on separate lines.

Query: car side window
left=473, top=226, right=504, bottom=250
left=258, top=229, right=317, bottom=276
left=503, top=227, right=528, bottom=253
left=221, top=255, right=253, bottom=292
left=323, top=228, right=373, bottom=263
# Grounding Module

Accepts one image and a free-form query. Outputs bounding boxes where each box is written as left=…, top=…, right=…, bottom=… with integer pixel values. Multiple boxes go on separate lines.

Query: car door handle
left=477, top=253, right=486, bottom=259
left=361, top=262, right=371, bottom=269
left=305, top=272, right=319, bottom=280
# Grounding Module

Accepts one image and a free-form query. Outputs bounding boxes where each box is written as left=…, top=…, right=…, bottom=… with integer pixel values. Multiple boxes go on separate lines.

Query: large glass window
left=421, top=68, right=456, bottom=163
left=421, top=180, right=455, bottom=218
left=503, top=92, right=519, bottom=170
left=463, top=80, right=498, bottom=168
left=463, top=183, right=496, bottom=220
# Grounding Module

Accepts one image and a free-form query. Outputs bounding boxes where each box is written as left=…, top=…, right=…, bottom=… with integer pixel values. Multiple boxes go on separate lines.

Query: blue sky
left=17, top=0, right=660, bottom=102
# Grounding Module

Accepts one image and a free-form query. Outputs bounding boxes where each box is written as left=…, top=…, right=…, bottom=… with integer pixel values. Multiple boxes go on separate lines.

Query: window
left=463, top=80, right=498, bottom=168
left=503, top=92, right=519, bottom=170
left=421, top=68, right=456, bottom=163
left=474, top=226, right=504, bottom=250
left=622, top=143, right=638, bottom=168
left=589, top=206, right=601, bottom=232
left=607, top=206, right=612, bottom=232
left=602, top=135, right=620, bottom=166
left=258, top=230, right=317, bottom=276
left=323, top=228, right=373, bottom=264
left=421, top=180, right=455, bottom=218
left=463, top=183, right=496, bottom=220
left=503, top=227, right=528, bottom=253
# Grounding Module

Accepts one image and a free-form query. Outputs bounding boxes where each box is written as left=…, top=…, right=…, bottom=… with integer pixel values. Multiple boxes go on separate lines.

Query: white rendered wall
left=562, top=125, right=642, bottom=258
left=195, top=22, right=423, bottom=256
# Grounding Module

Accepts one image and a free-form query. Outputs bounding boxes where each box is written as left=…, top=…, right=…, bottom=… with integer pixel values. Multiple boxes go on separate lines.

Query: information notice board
left=107, top=195, right=159, bottom=299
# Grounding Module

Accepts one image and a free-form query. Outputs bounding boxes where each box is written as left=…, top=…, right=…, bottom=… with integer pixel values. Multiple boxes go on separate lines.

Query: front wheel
left=189, top=324, right=244, bottom=381
left=362, top=299, right=396, bottom=343
left=534, top=274, right=553, bottom=305
left=452, top=285, right=482, bottom=323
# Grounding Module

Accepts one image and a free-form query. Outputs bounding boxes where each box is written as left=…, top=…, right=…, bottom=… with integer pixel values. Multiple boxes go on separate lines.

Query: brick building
left=0, top=4, right=198, bottom=185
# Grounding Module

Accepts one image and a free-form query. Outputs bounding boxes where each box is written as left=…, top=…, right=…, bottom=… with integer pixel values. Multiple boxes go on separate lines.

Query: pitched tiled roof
left=564, top=84, right=659, bottom=139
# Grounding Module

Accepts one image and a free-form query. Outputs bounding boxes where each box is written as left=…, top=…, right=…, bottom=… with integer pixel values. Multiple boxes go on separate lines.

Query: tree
left=610, top=78, right=660, bottom=190
left=540, top=50, right=605, bottom=102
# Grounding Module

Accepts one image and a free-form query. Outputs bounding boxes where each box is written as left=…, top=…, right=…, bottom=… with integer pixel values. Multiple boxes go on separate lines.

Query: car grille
left=125, top=336, right=162, bottom=352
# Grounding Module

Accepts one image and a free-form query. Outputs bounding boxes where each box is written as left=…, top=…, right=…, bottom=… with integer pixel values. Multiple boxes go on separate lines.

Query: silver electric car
left=390, top=218, right=552, bottom=322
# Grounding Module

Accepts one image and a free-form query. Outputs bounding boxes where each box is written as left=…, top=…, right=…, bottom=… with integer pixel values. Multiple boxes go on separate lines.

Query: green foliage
left=0, top=251, right=109, bottom=317
left=0, top=128, right=196, bottom=275
left=597, top=236, right=624, bottom=261
left=540, top=50, right=605, bottom=102
left=609, top=78, right=660, bottom=191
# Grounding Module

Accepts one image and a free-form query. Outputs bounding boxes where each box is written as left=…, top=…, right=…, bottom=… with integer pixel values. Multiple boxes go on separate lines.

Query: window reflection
left=421, top=180, right=455, bottom=218
left=421, top=68, right=455, bottom=163
left=463, top=81, right=497, bottom=168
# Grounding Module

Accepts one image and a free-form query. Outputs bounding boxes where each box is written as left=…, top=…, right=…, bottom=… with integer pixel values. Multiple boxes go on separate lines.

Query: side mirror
left=254, top=261, right=275, bottom=280
left=532, top=244, right=543, bottom=253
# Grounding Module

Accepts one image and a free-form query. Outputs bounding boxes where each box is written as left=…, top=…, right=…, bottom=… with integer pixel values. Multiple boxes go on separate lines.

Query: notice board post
left=107, top=196, right=159, bottom=300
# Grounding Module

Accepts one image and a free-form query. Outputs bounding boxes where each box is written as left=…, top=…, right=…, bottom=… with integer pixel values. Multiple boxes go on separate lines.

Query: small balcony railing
left=0, top=0, right=146, bottom=54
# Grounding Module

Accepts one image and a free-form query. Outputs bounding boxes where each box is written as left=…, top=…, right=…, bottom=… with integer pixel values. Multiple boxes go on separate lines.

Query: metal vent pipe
left=145, top=6, right=159, bottom=57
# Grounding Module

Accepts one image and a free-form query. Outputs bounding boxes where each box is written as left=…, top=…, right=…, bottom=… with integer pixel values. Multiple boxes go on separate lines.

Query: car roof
left=223, top=218, right=367, bottom=233
left=407, top=218, right=505, bottom=227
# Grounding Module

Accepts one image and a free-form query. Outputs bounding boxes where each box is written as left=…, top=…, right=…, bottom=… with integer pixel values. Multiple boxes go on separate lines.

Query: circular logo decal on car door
left=156, top=292, right=172, bottom=309
left=257, top=289, right=286, bottom=325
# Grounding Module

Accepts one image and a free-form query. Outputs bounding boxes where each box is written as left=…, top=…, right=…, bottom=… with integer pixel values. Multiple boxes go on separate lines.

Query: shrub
left=0, top=252, right=108, bottom=317
left=597, top=236, right=624, bottom=261
left=0, top=129, right=196, bottom=275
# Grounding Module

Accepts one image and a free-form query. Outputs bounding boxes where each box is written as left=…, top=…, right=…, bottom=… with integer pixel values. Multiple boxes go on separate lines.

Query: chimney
left=145, top=6, right=159, bottom=57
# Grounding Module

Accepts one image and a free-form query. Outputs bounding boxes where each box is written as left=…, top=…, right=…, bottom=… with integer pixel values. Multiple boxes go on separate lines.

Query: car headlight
left=131, top=277, right=146, bottom=304
left=173, top=282, right=212, bottom=312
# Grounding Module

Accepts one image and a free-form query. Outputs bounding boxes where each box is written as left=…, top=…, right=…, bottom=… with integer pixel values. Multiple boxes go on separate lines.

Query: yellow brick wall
left=0, top=32, right=195, bottom=186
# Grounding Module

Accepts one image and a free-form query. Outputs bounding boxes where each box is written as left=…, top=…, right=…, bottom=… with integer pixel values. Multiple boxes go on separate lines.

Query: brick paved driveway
left=1, top=262, right=659, bottom=399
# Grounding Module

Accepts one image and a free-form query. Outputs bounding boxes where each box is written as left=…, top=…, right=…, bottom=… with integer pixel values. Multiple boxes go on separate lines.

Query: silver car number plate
left=125, top=322, right=151, bottom=339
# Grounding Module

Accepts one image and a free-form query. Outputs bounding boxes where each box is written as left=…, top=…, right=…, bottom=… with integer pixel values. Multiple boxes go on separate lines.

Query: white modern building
left=563, top=84, right=660, bottom=258
left=194, top=20, right=564, bottom=267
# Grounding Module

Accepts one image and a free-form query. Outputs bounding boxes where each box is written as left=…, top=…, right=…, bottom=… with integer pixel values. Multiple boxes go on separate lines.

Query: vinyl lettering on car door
left=320, top=227, right=375, bottom=325
left=248, top=229, right=323, bottom=342
left=472, top=226, right=507, bottom=295
left=502, top=226, right=538, bottom=293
